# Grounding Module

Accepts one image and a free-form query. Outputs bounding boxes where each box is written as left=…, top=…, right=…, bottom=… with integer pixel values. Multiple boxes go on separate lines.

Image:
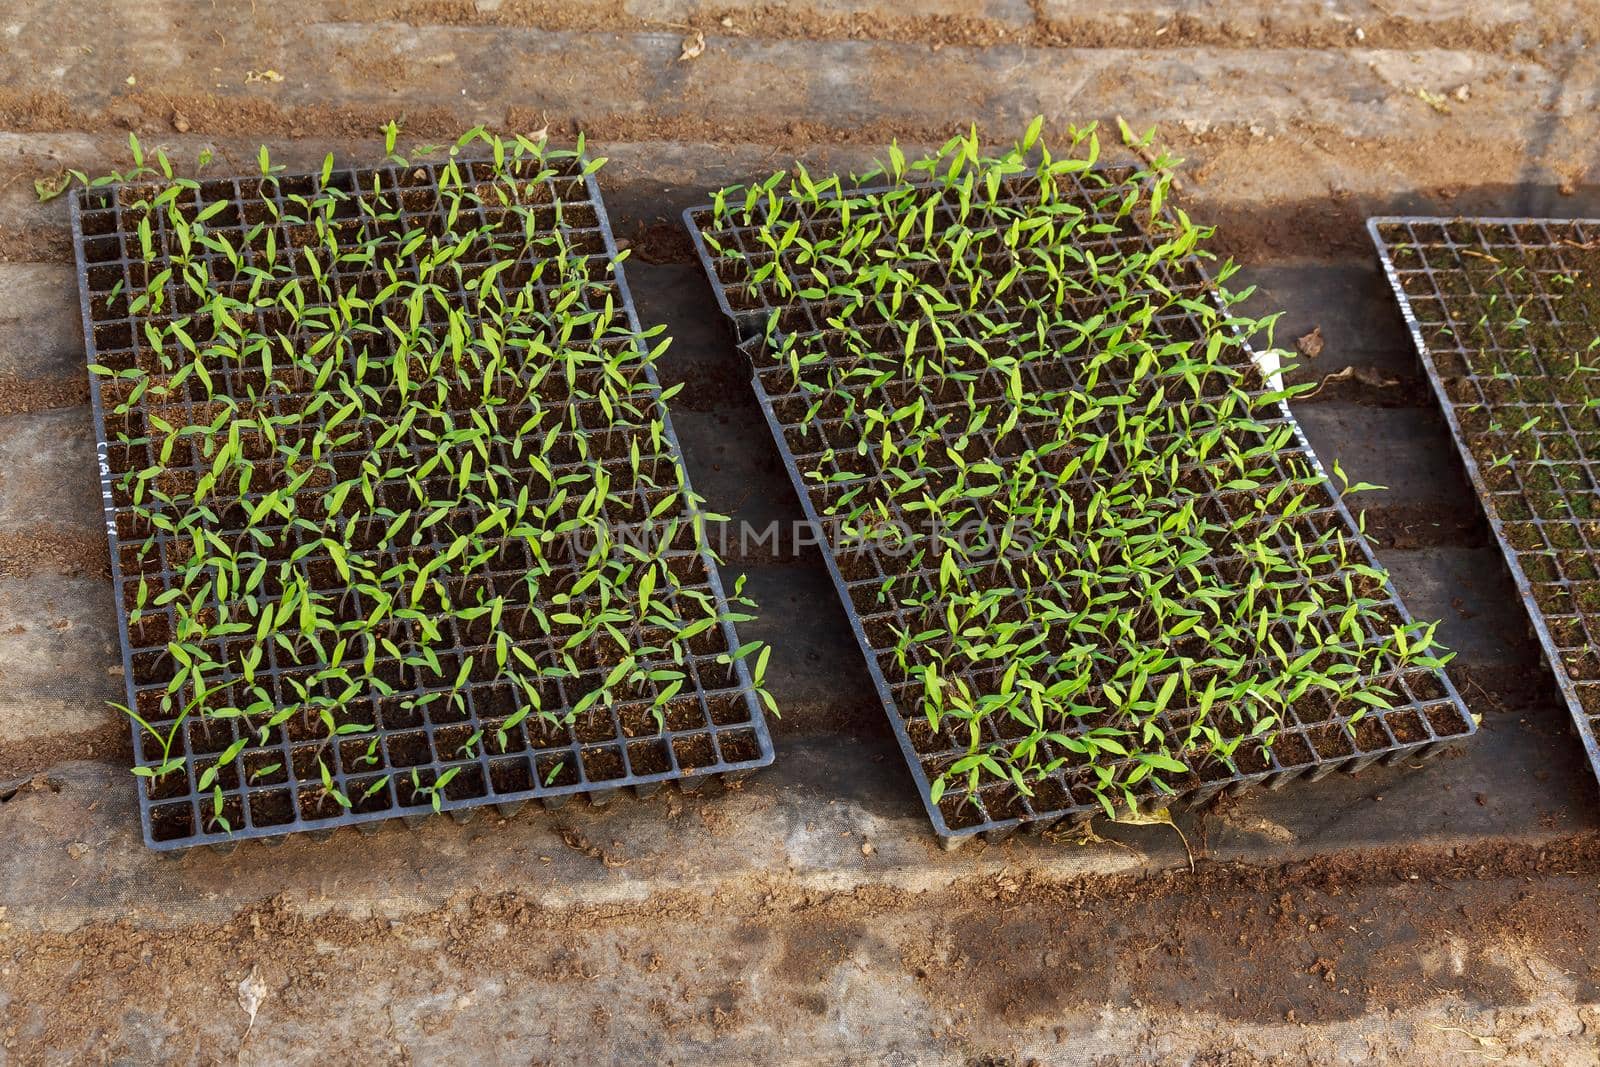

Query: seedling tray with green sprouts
left=73, top=131, right=774, bottom=851
left=1370, top=216, right=1600, bottom=789
left=685, top=124, right=1474, bottom=847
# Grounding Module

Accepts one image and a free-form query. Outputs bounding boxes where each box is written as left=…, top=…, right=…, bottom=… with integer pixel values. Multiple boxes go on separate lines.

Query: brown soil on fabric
left=0, top=226, right=73, bottom=264
left=0, top=528, right=110, bottom=580
left=629, top=221, right=699, bottom=265
left=0, top=722, right=129, bottom=780
left=346, top=0, right=1587, bottom=56
left=2, top=832, right=1598, bottom=1061
left=1362, top=501, right=1486, bottom=551
left=0, top=376, right=89, bottom=417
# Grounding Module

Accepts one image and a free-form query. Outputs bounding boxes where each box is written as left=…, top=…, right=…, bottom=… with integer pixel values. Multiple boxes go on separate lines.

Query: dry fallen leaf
left=33, top=171, right=72, bottom=203
left=1425, top=1022, right=1503, bottom=1052
left=245, top=69, right=284, bottom=84
left=1416, top=87, right=1450, bottom=114
left=1112, top=805, right=1194, bottom=873
left=1304, top=364, right=1401, bottom=398
left=1043, top=817, right=1140, bottom=855
left=238, top=965, right=267, bottom=1034
left=678, top=31, right=705, bottom=62
left=1295, top=326, right=1325, bottom=360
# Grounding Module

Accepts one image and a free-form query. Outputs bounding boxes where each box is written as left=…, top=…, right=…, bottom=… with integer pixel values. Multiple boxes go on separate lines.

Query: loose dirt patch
left=3, top=834, right=1598, bottom=1061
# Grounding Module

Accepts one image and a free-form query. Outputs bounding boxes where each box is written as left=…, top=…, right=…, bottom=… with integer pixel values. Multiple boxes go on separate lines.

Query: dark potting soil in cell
left=1371, top=216, right=1600, bottom=788
left=74, top=146, right=773, bottom=851
left=685, top=153, right=1475, bottom=846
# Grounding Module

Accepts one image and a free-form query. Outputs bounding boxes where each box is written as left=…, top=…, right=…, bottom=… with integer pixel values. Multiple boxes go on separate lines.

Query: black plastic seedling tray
left=684, top=172, right=1475, bottom=847
left=1371, top=215, right=1600, bottom=789
left=72, top=152, right=773, bottom=851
